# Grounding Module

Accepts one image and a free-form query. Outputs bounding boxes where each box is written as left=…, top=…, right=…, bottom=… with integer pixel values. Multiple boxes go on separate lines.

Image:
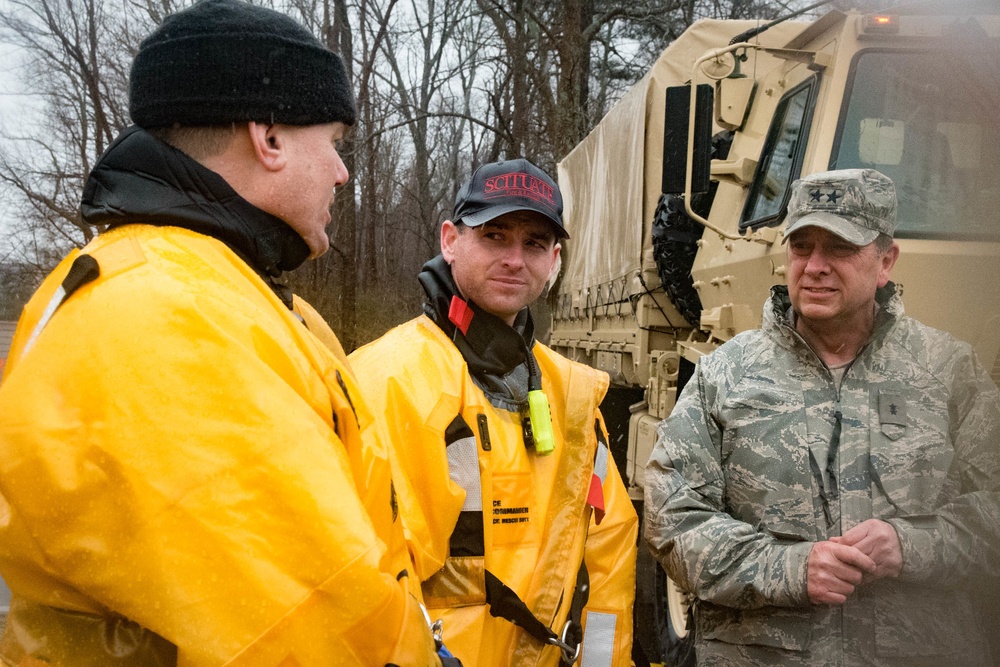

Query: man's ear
left=247, top=122, right=286, bottom=172
left=877, top=242, right=900, bottom=288
left=441, top=219, right=460, bottom=263
left=539, top=243, right=562, bottom=298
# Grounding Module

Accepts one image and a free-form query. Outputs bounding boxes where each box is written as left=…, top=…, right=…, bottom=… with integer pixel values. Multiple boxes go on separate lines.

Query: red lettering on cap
left=482, top=172, right=555, bottom=209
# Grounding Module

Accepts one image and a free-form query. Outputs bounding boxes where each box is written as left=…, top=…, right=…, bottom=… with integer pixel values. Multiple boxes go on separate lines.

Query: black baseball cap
left=453, top=158, right=568, bottom=239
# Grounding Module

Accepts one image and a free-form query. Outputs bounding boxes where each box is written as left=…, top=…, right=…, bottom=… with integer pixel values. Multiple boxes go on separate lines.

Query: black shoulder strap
left=484, top=570, right=556, bottom=644
left=20, top=254, right=100, bottom=358
left=484, top=563, right=590, bottom=665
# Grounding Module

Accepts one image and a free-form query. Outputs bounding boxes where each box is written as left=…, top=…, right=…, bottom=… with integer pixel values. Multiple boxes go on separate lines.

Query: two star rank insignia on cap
left=809, top=187, right=844, bottom=204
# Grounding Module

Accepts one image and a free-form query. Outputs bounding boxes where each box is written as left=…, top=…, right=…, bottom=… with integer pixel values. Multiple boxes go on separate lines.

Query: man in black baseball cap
left=0, top=1, right=458, bottom=666
left=440, top=158, right=568, bottom=323
left=452, top=158, right=569, bottom=241
left=349, top=159, right=638, bottom=665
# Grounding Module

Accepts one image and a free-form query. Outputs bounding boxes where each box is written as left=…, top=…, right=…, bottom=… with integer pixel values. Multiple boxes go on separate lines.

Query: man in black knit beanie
left=0, top=2, right=457, bottom=665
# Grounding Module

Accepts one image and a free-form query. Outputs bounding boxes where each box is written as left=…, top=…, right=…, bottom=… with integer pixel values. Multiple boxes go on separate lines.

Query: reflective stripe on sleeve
left=580, top=611, right=617, bottom=667
left=594, top=439, right=608, bottom=484
left=587, top=438, right=609, bottom=523
left=447, top=435, right=482, bottom=512
left=21, top=284, right=67, bottom=359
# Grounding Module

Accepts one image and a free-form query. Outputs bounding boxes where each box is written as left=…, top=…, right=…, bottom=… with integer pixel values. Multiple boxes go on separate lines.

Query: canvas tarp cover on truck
left=556, top=18, right=806, bottom=302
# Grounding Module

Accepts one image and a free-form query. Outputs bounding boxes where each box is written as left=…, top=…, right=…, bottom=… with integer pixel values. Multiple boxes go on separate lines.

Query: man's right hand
left=807, top=540, right=877, bottom=605
left=830, top=519, right=903, bottom=581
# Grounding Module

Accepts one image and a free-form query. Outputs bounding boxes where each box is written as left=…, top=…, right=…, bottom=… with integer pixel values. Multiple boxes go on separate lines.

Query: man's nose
left=501, top=243, right=526, bottom=267
left=333, top=152, right=349, bottom=187
left=804, top=247, right=831, bottom=274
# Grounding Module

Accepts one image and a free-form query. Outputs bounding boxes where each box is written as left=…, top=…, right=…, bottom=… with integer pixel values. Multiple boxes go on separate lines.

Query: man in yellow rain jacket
left=350, top=159, right=638, bottom=666
left=0, top=1, right=458, bottom=665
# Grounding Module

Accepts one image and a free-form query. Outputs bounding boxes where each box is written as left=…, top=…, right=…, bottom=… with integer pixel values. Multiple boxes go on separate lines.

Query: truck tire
left=656, top=564, right=696, bottom=667
left=635, top=504, right=696, bottom=666
left=651, top=193, right=705, bottom=327
left=652, top=130, right=732, bottom=327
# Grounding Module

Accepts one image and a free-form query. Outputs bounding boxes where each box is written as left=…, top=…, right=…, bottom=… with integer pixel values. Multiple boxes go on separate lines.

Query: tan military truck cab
left=551, top=3, right=1000, bottom=662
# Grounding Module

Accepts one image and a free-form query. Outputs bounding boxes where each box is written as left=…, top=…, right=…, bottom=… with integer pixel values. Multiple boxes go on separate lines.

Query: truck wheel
left=655, top=564, right=696, bottom=667
left=634, top=509, right=662, bottom=663
left=635, top=506, right=696, bottom=666
left=651, top=193, right=705, bottom=327
left=652, top=130, right=732, bottom=328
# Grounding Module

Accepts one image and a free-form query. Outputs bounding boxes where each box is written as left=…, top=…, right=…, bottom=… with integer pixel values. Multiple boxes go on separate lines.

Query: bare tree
left=0, top=0, right=198, bottom=270
left=0, top=0, right=135, bottom=254
left=289, top=0, right=364, bottom=347
left=0, top=0, right=821, bottom=347
left=341, top=0, right=499, bottom=343
left=470, top=0, right=803, bottom=170
left=372, top=0, right=479, bottom=257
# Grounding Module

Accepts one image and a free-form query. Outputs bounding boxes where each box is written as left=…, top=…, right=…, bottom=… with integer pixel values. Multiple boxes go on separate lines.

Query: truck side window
left=741, top=79, right=817, bottom=230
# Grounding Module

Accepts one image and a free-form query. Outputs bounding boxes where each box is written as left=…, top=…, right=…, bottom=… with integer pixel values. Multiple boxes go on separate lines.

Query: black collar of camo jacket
left=418, top=254, right=535, bottom=378
left=81, top=126, right=310, bottom=305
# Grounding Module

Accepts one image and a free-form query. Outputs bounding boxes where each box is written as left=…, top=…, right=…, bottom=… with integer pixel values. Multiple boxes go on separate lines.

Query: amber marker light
left=862, top=14, right=900, bottom=35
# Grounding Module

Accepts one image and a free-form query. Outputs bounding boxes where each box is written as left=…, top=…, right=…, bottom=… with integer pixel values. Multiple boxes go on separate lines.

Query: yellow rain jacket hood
left=0, top=128, right=440, bottom=667
left=350, top=257, right=637, bottom=666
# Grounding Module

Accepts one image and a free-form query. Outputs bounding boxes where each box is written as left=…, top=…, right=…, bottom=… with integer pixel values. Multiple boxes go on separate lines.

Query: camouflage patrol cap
left=783, top=169, right=897, bottom=246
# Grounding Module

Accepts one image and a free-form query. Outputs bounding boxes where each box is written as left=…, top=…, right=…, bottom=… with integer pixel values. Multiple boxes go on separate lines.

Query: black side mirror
left=662, top=84, right=713, bottom=196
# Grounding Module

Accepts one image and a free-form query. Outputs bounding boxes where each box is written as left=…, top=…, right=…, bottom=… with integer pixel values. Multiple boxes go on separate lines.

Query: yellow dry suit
left=0, top=127, right=441, bottom=667
left=350, top=257, right=637, bottom=667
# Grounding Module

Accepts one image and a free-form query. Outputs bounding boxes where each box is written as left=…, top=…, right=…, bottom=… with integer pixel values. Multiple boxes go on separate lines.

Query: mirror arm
left=684, top=45, right=777, bottom=246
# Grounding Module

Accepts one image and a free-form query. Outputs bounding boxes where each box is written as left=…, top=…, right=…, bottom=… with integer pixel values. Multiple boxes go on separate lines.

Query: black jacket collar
left=81, top=126, right=310, bottom=304
left=419, top=255, right=535, bottom=379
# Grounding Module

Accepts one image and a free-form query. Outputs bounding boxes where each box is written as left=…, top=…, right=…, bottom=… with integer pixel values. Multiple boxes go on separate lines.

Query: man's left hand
left=831, top=519, right=903, bottom=581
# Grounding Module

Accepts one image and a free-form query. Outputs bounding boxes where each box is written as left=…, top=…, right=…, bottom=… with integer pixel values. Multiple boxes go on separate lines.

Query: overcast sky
left=0, top=39, right=41, bottom=239
left=0, top=44, right=12, bottom=121
left=0, top=42, right=17, bottom=239
left=0, top=42, right=17, bottom=238
left=0, top=14, right=24, bottom=123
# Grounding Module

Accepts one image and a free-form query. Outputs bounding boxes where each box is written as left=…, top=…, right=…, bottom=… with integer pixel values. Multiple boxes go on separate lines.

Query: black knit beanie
left=129, top=0, right=356, bottom=128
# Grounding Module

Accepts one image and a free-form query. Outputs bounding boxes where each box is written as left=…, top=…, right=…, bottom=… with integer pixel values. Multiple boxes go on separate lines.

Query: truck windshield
left=831, top=48, right=1000, bottom=240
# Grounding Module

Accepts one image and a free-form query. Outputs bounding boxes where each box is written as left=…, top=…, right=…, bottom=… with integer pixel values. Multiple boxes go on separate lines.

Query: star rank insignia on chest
left=878, top=392, right=907, bottom=426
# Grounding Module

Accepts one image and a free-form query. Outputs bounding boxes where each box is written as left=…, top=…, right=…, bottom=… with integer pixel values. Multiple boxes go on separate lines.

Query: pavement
left=1, top=576, right=8, bottom=633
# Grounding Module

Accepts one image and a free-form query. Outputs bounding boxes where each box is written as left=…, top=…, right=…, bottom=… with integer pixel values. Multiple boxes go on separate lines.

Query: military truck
left=551, top=2, right=1000, bottom=663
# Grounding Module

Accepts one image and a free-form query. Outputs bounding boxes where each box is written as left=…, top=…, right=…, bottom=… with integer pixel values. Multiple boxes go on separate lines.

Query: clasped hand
left=807, top=519, right=903, bottom=605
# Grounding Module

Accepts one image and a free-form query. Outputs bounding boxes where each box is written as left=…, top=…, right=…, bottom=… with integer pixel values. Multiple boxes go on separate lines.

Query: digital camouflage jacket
left=644, top=284, right=1000, bottom=666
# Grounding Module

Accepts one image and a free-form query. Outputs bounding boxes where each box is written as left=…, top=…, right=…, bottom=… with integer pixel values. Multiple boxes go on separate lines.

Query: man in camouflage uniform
left=644, top=168, right=1000, bottom=666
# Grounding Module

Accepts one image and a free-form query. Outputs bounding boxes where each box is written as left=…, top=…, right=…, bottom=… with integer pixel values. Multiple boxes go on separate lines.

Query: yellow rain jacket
left=0, top=224, right=439, bottom=667
left=350, top=313, right=637, bottom=667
